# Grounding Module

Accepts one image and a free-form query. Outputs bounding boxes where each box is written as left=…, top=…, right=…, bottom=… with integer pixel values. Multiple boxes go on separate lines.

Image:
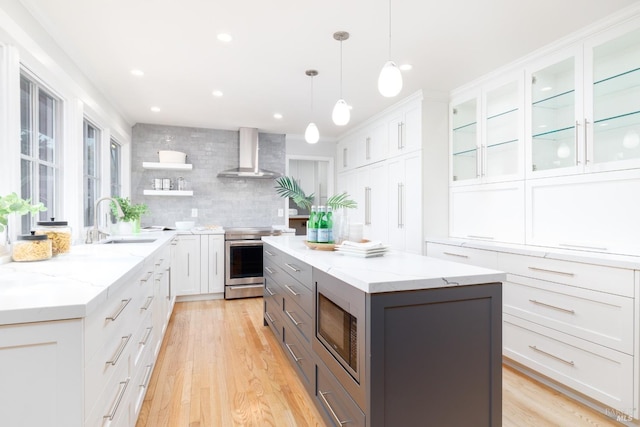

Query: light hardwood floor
left=137, top=299, right=623, bottom=427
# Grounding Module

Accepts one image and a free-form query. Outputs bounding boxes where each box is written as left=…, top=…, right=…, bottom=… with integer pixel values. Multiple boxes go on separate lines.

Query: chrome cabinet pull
left=284, top=284, right=299, bottom=296
left=343, top=147, right=348, bottom=168
left=285, top=310, right=302, bottom=326
left=265, top=312, right=275, bottom=324
left=527, top=266, right=574, bottom=277
left=106, top=299, right=131, bottom=321
left=467, top=234, right=494, bottom=240
left=106, top=334, right=132, bottom=366
left=140, top=327, right=153, bottom=345
left=187, top=253, right=190, bottom=276
left=141, top=364, right=154, bottom=388
left=318, top=390, right=350, bottom=426
left=397, top=183, right=404, bottom=228
left=529, top=299, right=575, bottom=314
left=265, top=286, right=275, bottom=297
left=284, top=263, right=301, bottom=272
left=365, top=137, right=371, bottom=160
left=529, top=345, right=575, bottom=366
left=141, top=295, right=154, bottom=310
left=559, top=243, right=607, bottom=251
left=215, top=251, right=218, bottom=275
left=285, top=343, right=302, bottom=363
left=264, top=266, right=276, bottom=275
left=443, top=251, right=469, bottom=259
left=140, top=271, right=153, bottom=282
left=264, top=249, right=275, bottom=256
left=103, top=379, right=129, bottom=420
left=397, top=122, right=404, bottom=149
left=364, top=187, right=371, bottom=225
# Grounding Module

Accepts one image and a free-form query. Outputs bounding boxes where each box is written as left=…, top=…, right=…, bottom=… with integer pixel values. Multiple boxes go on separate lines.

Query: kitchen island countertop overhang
left=261, top=235, right=506, bottom=293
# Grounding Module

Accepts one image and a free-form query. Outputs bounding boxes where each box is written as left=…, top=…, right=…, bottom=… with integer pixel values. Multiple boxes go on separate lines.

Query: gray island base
left=262, top=236, right=504, bottom=427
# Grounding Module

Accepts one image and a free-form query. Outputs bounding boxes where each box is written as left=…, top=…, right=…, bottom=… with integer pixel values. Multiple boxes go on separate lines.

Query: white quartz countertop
left=0, top=231, right=176, bottom=326
left=262, top=236, right=506, bottom=294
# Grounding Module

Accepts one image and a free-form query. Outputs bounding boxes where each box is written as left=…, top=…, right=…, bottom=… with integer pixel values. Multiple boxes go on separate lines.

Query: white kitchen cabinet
left=203, top=234, right=224, bottom=294
left=171, top=234, right=201, bottom=296
left=0, top=319, right=83, bottom=427
left=153, top=243, right=173, bottom=355
left=388, top=100, right=421, bottom=157
left=527, top=17, right=640, bottom=178
left=449, top=181, right=525, bottom=244
left=337, top=121, right=387, bottom=172
left=388, top=152, right=422, bottom=254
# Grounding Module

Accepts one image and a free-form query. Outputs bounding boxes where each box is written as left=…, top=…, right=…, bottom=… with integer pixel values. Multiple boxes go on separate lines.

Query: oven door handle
left=226, top=240, right=265, bottom=247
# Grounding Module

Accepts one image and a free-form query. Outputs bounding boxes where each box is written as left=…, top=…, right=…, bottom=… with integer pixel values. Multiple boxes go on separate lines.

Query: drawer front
left=283, top=293, right=313, bottom=344
left=264, top=296, right=283, bottom=341
left=264, top=244, right=312, bottom=290
left=316, top=363, right=366, bottom=427
left=282, top=323, right=315, bottom=394
left=264, top=259, right=286, bottom=309
left=503, top=314, right=633, bottom=413
left=504, top=278, right=634, bottom=354
left=498, top=252, right=634, bottom=297
left=277, top=272, right=314, bottom=319
left=426, top=242, right=499, bottom=269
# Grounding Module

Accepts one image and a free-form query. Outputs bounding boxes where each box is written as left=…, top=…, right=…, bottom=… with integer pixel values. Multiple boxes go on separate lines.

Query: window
left=110, top=139, right=122, bottom=197
left=20, top=74, right=61, bottom=233
left=84, top=120, right=100, bottom=227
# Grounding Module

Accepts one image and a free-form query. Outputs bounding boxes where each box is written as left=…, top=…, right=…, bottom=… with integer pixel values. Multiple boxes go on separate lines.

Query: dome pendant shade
left=305, top=122, right=320, bottom=144
left=332, top=99, right=350, bottom=126
left=378, top=60, right=403, bottom=97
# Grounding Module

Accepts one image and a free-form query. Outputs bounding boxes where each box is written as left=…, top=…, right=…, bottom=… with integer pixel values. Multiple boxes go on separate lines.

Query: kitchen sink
left=100, top=238, right=157, bottom=244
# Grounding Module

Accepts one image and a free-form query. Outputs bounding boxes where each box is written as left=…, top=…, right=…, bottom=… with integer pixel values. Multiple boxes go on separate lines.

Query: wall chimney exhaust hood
left=217, top=127, right=281, bottom=179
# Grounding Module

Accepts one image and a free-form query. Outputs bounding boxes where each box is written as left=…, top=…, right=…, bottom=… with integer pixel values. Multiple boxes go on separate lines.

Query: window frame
left=83, top=118, right=102, bottom=228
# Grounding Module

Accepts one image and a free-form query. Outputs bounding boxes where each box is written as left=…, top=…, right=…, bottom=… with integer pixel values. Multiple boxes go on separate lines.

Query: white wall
left=0, top=0, right=131, bottom=247
left=286, top=133, right=337, bottom=158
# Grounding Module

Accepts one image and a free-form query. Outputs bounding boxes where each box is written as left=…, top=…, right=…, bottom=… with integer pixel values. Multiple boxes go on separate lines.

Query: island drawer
left=282, top=322, right=315, bottom=394
left=264, top=296, right=283, bottom=341
left=282, top=294, right=313, bottom=344
left=503, top=313, right=633, bottom=413
left=426, top=242, right=499, bottom=269
left=264, top=265, right=285, bottom=310
left=316, top=363, right=365, bottom=427
left=277, top=272, right=314, bottom=319
left=498, top=252, right=634, bottom=297
left=504, top=277, right=634, bottom=354
left=263, top=244, right=312, bottom=290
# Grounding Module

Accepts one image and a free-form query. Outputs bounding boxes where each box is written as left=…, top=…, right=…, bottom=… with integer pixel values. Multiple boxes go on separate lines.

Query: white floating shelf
left=142, top=162, right=193, bottom=170
left=143, top=190, right=194, bottom=196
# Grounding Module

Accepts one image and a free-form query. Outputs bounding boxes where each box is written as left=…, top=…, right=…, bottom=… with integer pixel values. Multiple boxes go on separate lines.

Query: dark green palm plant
left=274, top=176, right=357, bottom=210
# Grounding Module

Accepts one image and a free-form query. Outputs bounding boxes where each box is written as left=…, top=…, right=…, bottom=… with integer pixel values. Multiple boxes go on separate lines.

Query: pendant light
left=304, top=69, right=320, bottom=144
left=332, top=31, right=351, bottom=126
left=378, top=0, right=402, bottom=97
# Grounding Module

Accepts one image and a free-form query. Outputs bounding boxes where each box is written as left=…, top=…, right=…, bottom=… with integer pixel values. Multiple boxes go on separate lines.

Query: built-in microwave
left=314, top=269, right=366, bottom=408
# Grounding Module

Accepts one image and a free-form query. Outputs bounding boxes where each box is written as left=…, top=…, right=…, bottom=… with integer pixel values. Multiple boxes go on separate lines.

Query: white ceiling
left=18, top=0, right=640, bottom=140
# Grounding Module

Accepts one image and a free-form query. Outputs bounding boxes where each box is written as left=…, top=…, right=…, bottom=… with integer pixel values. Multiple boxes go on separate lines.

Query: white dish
left=337, top=251, right=386, bottom=258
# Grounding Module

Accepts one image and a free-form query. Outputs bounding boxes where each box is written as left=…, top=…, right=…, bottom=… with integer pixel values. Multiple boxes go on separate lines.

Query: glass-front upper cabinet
left=451, top=96, right=479, bottom=183
left=585, top=23, right=640, bottom=172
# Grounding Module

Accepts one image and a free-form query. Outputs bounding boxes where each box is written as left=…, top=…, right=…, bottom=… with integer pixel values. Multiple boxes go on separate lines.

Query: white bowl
left=158, top=150, right=186, bottom=163
left=175, top=221, right=195, bottom=230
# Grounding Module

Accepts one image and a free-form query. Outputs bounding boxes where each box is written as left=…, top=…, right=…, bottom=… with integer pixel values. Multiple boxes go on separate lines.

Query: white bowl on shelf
left=158, top=150, right=186, bottom=163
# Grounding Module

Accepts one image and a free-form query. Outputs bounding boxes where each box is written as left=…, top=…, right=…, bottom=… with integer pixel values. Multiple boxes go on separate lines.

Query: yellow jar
left=12, top=232, right=52, bottom=262
left=35, top=218, right=72, bottom=255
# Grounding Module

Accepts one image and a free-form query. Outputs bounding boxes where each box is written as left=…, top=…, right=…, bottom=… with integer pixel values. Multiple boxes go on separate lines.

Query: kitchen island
left=262, top=235, right=506, bottom=427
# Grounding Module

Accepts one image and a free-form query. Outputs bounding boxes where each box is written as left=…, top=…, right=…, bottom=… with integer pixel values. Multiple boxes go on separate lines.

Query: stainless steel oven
left=313, top=269, right=367, bottom=408
left=224, top=227, right=280, bottom=299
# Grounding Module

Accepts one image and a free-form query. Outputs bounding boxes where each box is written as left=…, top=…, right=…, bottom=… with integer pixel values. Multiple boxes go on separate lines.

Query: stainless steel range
left=224, top=227, right=282, bottom=299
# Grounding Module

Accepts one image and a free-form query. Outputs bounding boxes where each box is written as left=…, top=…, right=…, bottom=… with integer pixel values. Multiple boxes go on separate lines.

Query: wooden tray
left=303, top=240, right=336, bottom=251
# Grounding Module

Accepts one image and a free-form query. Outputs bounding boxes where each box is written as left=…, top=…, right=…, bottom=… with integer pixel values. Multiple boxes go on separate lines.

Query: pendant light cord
left=339, top=39, right=343, bottom=98
left=388, top=0, right=392, bottom=59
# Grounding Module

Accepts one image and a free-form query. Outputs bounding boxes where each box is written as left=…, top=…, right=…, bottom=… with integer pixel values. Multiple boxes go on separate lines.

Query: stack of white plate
left=335, top=240, right=390, bottom=258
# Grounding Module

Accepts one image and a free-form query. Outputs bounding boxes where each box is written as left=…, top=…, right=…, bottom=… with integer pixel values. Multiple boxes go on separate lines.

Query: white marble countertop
left=262, top=236, right=506, bottom=294
left=425, top=236, right=640, bottom=270
left=0, top=231, right=176, bottom=326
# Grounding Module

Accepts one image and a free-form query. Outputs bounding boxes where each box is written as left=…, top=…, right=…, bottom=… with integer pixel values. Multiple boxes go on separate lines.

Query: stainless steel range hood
left=217, top=127, right=281, bottom=179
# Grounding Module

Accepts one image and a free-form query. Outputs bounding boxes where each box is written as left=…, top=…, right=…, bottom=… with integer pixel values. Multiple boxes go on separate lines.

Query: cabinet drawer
left=498, top=252, right=634, bottom=297
left=504, top=278, right=634, bottom=354
left=426, top=243, right=499, bottom=269
left=316, top=363, right=365, bottom=427
left=277, top=273, right=314, bottom=319
left=503, top=314, right=633, bottom=413
left=283, top=294, right=313, bottom=344
left=264, top=244, right=312, bottom=290
left=264, top=296, right=283, bottom=341
left=282, top=322, right=315, bottom=394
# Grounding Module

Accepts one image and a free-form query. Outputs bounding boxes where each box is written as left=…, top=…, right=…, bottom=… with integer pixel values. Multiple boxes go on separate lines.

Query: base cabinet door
left=206, top=235, right=224, bottom=293
left=171, top=235, right=201, bottom=295
left=388, top=152, right=422, bottom=254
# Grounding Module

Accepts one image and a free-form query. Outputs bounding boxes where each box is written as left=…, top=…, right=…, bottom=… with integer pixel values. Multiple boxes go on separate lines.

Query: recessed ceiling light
left=217, top=33, right=232, bottom=42
left=150, top=106, right=161, bottom=112
left=212, top=90, right=223, bottom=97
left=130, top=69, right=144, bottom=77
left=273, top=113, right=283, bottom=119
left=399, top=64, right=412, bottom=71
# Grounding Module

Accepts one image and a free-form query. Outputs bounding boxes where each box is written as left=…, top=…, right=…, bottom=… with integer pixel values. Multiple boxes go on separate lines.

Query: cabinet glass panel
left=531, top=58, right=576, bottom=172
left=485, top=81, right=519, bottom=177
left=452, top=98, right=477, bottom=181
left=592, top=28, right=640, bottom=164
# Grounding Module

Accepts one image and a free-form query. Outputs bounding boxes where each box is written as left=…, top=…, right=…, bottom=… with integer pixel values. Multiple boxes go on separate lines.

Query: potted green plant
left=0, top=192, right=47, bottom=255
left=110, top=197, right=148, bottom=234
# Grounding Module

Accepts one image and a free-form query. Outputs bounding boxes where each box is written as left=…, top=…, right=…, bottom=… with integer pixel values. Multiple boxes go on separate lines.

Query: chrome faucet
left=85, top=197, right=124, bottom=244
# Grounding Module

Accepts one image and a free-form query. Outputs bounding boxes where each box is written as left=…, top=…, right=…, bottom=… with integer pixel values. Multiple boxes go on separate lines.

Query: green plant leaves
left=0, top=192, right=47, bottom=232
left=274, top=176, right=314, bottom=210
left=110, top=197, right=148, bottom=222
left=326, top=192, right=357, bottom=210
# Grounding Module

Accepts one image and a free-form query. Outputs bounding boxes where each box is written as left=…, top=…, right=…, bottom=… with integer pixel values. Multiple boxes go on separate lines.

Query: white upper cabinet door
left=388, top=101, right=422, bottom=157
left=450, top=92, right=481, bottom=185
left=365, top=121, right=388, bottom=164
